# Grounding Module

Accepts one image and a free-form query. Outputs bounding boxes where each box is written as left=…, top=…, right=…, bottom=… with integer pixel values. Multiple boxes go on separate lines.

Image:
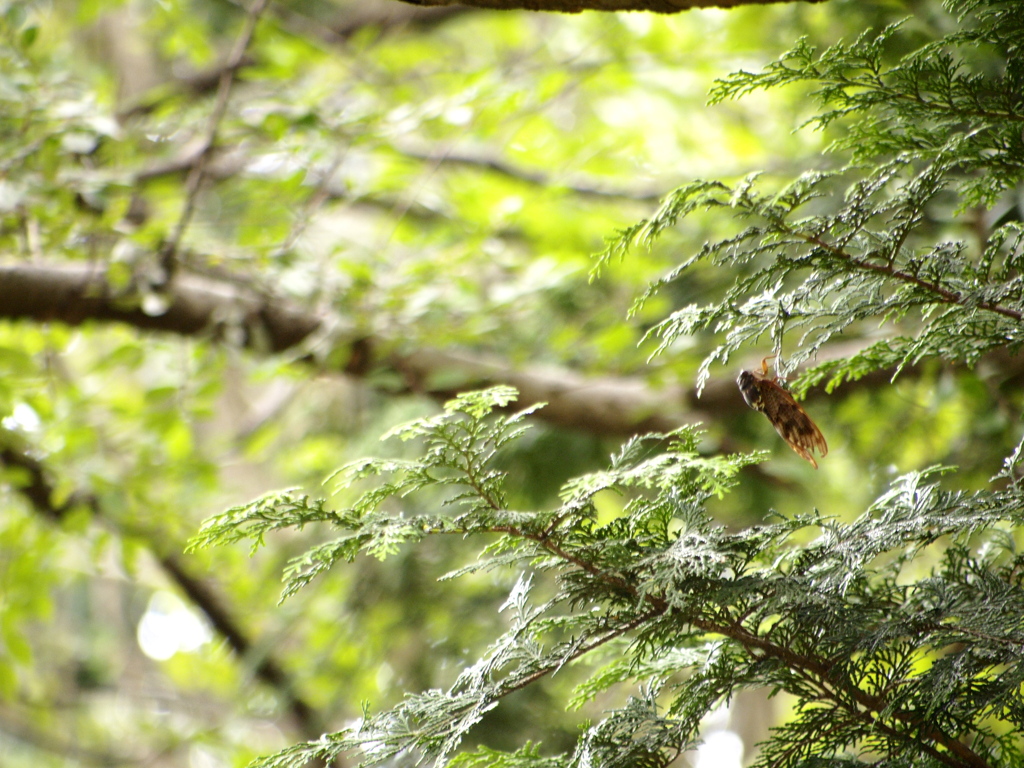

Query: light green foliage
left=4, top=0, right=1024, bottom=766
left=194, top=387, right=762, bottom=767
left=191, top=387, right=754, bottom=603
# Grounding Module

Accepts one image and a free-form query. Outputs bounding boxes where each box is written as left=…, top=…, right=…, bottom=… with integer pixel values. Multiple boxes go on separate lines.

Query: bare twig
left=394, top=143, right=666, bottom=202
left=158, top=0, right=271, bottom=283
left=135, top=140, right=672, bottom=209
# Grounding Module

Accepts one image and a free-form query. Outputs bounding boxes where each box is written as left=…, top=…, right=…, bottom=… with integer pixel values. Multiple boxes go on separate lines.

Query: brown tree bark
left=391, top=0, right=826, bottom=13
left=3, top=260, right=1019, bottom=439
left=0, top=261, right=698, bottom=435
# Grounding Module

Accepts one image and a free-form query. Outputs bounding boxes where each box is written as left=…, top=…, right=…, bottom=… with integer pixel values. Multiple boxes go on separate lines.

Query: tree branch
left=394, top=143, right=665, bottom=202
left=481, top=518, right=991, bottom=768
left=135, top=139, right=668, bottom=208
left=699, top=618, right=990, bottom=768
left=135, top=148, right=456, bottom=226
left=3, top=260, right=1023, bottom=440
left=0, top=260, right=700, bottom=435
left=159, top=0, right=271, bottom=282
left=794, top=229, right=1024, bottom=323
left=393, top=0, right=827, bottom=13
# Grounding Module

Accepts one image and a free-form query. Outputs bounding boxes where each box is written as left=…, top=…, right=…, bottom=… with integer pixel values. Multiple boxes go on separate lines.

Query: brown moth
left=736, top=355, right=828, bottom=468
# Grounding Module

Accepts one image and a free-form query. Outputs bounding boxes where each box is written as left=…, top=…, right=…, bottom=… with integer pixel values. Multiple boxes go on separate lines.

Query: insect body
left=736, top=356, right=828, bottom=468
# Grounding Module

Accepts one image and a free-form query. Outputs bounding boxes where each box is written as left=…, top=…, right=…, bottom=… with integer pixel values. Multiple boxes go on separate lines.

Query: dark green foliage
left=195, top=2, right=1024, bottom=767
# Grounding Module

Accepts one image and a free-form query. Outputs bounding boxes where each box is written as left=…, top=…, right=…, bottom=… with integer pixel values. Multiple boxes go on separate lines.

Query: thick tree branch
left=0, top=261, right=323, bottom=353
left=0, top=261, right=700, bottom=435
left=392, top=347, right=698, bottom=433
left=319, top=2, right=469, bottom=40
left=3, top=261, right=1023, bottom=440
left=392, top=0, right=827, bottom=13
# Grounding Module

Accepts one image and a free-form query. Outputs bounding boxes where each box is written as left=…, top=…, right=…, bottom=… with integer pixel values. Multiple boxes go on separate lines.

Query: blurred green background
left=0, top=0, right=1018, bottom=765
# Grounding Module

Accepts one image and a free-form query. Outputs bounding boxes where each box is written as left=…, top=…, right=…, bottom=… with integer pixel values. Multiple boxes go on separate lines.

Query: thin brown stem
left=496, top=607, right=666, bottom=698
left=698, top=618, right=989, bottom=768
left=795, top=228, right=1023, bottom=323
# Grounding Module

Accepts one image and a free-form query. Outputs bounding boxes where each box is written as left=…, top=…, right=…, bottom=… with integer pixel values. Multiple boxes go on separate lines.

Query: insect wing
left=757, top=378, right=828, bottom=468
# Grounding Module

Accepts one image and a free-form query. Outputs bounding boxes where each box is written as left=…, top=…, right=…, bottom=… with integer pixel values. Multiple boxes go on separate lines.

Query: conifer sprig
left=198, top=2, right=1024, bottom=766
left=197, top=387, right=1024, bottom=768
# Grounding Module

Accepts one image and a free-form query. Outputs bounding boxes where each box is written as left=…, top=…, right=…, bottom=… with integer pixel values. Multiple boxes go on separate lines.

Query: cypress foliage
left=191, top=2, right=1024, bottom=766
